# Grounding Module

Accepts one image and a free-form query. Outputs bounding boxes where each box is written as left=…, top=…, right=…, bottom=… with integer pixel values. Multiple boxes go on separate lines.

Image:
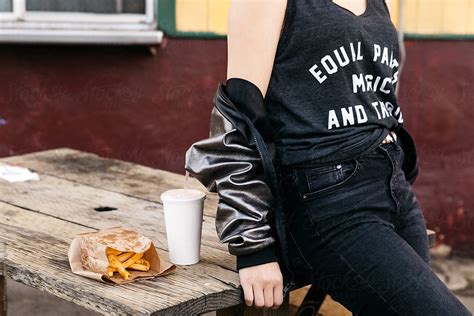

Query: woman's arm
left=226, top=0, right=288, bottom=310
left=227, top=0, right=287, bottom=97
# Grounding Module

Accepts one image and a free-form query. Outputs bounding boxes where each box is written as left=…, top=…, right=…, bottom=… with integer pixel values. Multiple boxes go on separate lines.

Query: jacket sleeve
left=184, top=79, right=279, bottom=270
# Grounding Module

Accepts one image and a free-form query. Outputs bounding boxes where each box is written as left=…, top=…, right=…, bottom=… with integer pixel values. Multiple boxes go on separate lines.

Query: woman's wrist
left=236, top=243, right=278, bottom=271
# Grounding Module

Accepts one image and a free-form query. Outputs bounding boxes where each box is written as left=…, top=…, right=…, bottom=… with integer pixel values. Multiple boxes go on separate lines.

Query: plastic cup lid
left=160, top=189, right=206, bottom=203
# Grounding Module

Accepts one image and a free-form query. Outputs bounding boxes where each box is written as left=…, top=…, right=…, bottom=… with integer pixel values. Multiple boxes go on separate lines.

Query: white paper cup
left=160, top=188, right=206, bottom=265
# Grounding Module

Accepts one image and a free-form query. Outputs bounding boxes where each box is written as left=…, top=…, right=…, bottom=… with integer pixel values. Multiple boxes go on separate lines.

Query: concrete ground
left=6, top=255, right=474, bottom=315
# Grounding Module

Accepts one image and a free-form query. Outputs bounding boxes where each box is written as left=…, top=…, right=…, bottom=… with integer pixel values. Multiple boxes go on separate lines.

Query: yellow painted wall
left=403, top=0, right=473, bottom=34
left=175, top=0, right=231, bottom=35
left=175, top=0, right=473, bottom=36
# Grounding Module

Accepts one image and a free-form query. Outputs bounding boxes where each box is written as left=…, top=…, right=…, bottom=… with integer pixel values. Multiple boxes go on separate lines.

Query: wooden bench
left=0, top=148, right=290, bottom=315
left=0, top=148, right=437, bottom=316
left=295, top=229, right=437, bottom=315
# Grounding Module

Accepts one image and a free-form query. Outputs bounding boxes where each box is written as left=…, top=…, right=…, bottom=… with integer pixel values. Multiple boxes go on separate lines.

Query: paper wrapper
left=68, top=226, right=176, bottom=284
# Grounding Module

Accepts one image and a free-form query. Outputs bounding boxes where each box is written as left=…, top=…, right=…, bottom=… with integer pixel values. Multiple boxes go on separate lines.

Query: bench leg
left=0, top=275, right=6, bottom=316
left=216, top=294, right=289, bottom=316
left=296, top=284, right=327, bottom=316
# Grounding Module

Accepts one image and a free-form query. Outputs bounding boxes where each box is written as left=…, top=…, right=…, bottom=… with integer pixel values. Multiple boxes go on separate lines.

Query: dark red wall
left=0, top=38, right=226, bottom=171
left=400, top=40, right=474, bottom=256
left=0, top=38, right=472, bottom=255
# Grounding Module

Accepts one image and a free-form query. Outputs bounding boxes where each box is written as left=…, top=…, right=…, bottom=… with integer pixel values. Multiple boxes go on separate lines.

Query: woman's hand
left=239, top=261, right=284, bottom=309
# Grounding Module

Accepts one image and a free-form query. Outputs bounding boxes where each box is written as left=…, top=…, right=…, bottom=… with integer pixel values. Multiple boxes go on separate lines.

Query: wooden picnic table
left=0, top=148, right=290, bottom=315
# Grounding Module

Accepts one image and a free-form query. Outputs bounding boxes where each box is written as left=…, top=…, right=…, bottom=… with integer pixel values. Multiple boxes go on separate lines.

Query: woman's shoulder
left=227, top=0, right=288, bottom=97
left=229, top=0, right=287, bottom=14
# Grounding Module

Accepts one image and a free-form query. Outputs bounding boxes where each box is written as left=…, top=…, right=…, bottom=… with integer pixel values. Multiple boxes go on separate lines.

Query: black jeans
left=279, top=140, right=472, bottom=315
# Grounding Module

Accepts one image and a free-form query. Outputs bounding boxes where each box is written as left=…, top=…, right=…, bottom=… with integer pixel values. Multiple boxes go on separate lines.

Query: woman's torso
left=265, top=0, right=403, bottom=166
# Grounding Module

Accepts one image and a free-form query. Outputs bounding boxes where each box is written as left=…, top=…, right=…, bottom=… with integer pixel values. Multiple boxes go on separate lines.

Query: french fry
left=137, top=259, right=150, bottom=270
left=128, top=263, right=149, bottom=272
left=106, top=247, right=122, bottom=256
left=106, top=250, right=149, bottom=280
left=108, top=267, right=116, bottom=277
left=117, top=252, right=134, bottom=262
left=118, top=266, right=130, bottom=280
left=107, top=253, right=130, bottom=280
left=107, top=255, right=120, bottom=268
left=122, top=252, right=144, bottom=268
left=128, top=258, right=151, bottom=271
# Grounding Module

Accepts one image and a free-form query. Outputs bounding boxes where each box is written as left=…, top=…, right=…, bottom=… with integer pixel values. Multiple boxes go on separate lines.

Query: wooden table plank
left=1, top=201, right=242, bottom=315
left=0, top=171, right=234, bottom=270
left=0, top=276, right=5, bottom=316
left=0, top=237, right=5, bottom=316
left=0, top=149, right=291, bottom=315
left=0, top=148, right=220, bottom=219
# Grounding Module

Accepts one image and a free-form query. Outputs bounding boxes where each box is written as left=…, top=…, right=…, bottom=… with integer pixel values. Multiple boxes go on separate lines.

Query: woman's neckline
left=328, top=0, right=372, bottom=18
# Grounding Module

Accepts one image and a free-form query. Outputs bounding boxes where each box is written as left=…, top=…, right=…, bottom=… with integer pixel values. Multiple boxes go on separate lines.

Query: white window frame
left=0, top=0, right=163, bottom=44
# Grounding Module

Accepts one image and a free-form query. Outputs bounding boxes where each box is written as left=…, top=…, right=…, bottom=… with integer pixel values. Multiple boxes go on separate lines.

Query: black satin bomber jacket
left=184, top=79, right=420, bottom=299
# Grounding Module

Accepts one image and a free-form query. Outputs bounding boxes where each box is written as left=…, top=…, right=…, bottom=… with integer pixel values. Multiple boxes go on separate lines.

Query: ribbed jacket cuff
left=236, top=244, right=278, bottom=271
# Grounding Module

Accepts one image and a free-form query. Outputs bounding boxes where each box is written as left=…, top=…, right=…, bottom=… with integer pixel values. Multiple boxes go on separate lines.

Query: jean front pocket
left=394, top=141, right=406, bottom=167
left=293, top=157, right=360, bottom=201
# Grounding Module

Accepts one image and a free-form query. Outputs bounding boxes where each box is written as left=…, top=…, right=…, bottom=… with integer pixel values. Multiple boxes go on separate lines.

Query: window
left=26, top=1, right=145, bottom=14
left=0, top=1, right=12, bottom=12
left=0, top=0, right=163, bottom=44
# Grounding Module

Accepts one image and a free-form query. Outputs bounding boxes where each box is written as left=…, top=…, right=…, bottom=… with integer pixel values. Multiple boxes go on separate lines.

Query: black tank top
left=265, top=0, right=403, bottom=166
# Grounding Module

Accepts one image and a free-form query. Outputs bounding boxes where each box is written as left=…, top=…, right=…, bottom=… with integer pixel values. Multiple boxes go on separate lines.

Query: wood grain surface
left=0, top=148, right=266, bottom=315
